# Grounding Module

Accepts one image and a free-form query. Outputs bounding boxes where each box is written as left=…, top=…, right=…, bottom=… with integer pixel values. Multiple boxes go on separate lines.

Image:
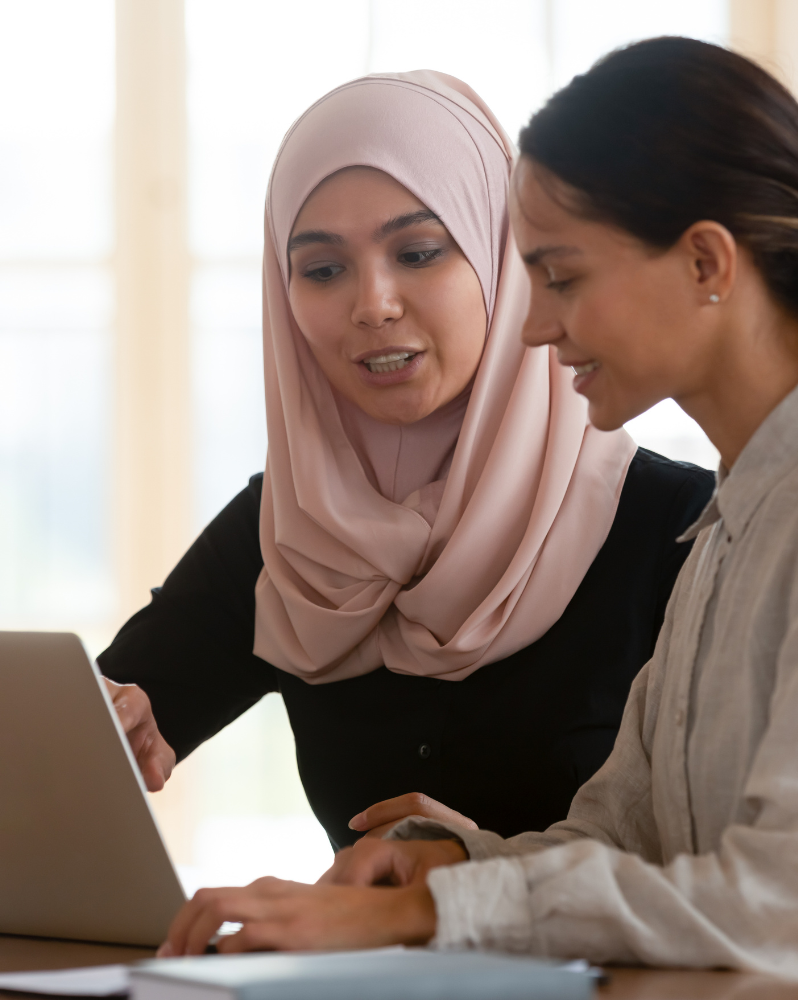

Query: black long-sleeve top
left=99, top=448, right=714, bottom=851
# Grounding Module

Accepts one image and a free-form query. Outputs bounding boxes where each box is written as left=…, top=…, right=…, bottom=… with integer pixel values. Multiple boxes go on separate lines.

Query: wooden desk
left=0, top=935, right=154, bottom=995
left=2, top=935, right=798, bottom=999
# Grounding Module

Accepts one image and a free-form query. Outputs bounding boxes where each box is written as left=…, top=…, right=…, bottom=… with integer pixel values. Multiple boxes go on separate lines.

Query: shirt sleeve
left=422, top=579, right=798, bottom=978
left=97, top=474, right=278, bottom=760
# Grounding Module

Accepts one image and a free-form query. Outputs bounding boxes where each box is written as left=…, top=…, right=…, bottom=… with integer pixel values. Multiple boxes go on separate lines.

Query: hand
left=156, top=877, right=436, bottom=956
left=348, top=792, right=478, bottom=839
left=103, top=678, right=175, bottom=791
left=317, top=836, right=467, bottom=887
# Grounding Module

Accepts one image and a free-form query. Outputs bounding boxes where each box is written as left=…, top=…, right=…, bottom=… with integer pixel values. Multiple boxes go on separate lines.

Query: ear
left=677, top=221, right=737, bottom=305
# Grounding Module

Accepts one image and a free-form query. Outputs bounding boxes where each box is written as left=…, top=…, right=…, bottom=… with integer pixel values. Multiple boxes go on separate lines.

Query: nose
left=351, top=265, right=403, bottom=329
left=521, top=291, right=565, bottom=349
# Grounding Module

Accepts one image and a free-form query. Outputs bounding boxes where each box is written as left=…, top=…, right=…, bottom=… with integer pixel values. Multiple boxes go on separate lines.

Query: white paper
left=0, top=964, right=129, bottom=997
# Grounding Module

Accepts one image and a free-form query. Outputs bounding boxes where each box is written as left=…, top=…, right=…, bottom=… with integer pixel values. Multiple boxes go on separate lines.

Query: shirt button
left=418, top=743, right=432, bottom=759
left=675, top=709, right=685, bottom=726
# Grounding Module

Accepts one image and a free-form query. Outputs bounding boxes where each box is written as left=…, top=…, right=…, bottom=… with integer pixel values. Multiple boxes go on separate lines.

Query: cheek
left=417, top=262, right=487, bottom=360
left=573, top=267, right=687, bottom=373
left=288, top=286, right=344, bottom=356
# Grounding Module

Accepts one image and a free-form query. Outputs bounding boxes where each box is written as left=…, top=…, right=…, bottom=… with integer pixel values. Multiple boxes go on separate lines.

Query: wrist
left=391, top=884, right=437, bottom=945
left=438, top=839, right=468, bottom=864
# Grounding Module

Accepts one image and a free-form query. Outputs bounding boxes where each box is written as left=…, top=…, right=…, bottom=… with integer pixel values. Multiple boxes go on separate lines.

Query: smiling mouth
left=362, top=351, right=418, bottom=374
left=571, top=360, right=600, bottom=376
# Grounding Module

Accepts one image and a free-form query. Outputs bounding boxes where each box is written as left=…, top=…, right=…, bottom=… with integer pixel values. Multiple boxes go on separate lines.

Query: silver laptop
left=0, top=631, right=186, bottom=947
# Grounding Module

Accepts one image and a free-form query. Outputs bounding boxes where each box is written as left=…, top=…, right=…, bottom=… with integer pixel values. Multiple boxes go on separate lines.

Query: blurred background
left=0, top=0, right=793, bottom=893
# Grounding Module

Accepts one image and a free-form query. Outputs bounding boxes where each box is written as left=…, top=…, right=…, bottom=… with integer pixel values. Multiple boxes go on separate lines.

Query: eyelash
left=302, top=247, right=445, bottom=283
left=304, top=264, right=343, bottom=283
left=399, top=248, right=445, bottom=266
left=545, top=278, right=574, bottom=293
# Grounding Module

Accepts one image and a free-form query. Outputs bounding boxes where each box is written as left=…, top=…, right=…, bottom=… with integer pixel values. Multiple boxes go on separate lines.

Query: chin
left=589, top=389, right=670, bottom=433
left=359, top=403, right=427, bottom=426
left=587, top=400, right=628, bottom=432
left=361, top=394, right=438, bottom=426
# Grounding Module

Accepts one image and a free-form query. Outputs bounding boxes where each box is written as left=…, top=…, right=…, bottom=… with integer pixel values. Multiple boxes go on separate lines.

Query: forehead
left=291, top=166, right=427, bottom=231
left=510, top=160, right=584, bottom=238
left=510, top=158, right=642, bottom=258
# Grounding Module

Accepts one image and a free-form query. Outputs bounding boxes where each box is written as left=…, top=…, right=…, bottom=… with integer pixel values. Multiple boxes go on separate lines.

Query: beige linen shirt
left=391, top=384, right=798, bottom=977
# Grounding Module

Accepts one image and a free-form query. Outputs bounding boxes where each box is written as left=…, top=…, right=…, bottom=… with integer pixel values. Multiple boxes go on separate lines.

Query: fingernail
left=156, top=941, right=174, bottom=958
left=348, top=812, right=365, bottom=830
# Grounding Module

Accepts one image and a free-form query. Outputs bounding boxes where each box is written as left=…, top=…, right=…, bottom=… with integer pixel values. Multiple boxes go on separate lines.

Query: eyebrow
left=287, top=229, right=345, bottom=252
left=522, top=244, right=581, bottom=267
left=287, top=210, right=443, bottom=254
left=376, top=210, right=443, bottom=239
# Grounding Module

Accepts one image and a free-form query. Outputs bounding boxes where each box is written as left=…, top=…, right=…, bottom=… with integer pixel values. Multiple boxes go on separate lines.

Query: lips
left=362, top=351, right=416, bottom=374
left=571, top=360, right=599, bottom=376
left=356, top=350, right=425, bottom=387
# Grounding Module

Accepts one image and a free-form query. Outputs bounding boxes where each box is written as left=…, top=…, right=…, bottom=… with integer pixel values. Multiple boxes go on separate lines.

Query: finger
left=139, top=752, right=171, bottom=791
left=183, top=889, right=270, bottom=956
left=123, top=710, right=176, bottom=791
left=137, top=733, right=176, bottom=792
left=183, top=902, right=241, bottom=956
left=328, top=841, right=409, bottom=887
left=107, top=684, right=144, bottom=733
left=350, top=793, right=478, bottom=833
left=348, top=793, right=435, bottom=832
left=317, top=849, right=382, bottom=887
left=217, top=922, right=284, bottom=954
left=248, top=875, right=302, bottom=896
left=103, top=678, right=121, bottom=699
left=183, top=889, right=296, bottom=957
left=164, top=888, right=232, bottom=956
left=362, top=820, right=407, bottom=839
left=105, top=682, right=159, bottom=743
left=162, top=893, right=210, bottom=956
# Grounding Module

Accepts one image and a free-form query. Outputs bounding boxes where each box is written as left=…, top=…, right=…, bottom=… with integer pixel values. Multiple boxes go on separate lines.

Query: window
left=0, top=0, right=115, bottom=652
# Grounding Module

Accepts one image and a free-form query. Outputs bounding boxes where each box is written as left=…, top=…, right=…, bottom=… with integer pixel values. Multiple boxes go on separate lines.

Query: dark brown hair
left=519, top=36, right=798, bottom=315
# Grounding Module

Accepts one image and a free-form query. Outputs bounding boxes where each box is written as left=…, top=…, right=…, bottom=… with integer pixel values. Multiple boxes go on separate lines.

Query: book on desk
left=129, top=949, right=594, bottom=1000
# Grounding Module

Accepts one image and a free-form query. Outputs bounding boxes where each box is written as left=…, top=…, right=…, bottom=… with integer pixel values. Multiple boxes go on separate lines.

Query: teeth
left=572, top=361, right=599, bottom=376
left=363, top=352, right=415, bottom=373
left=366, top=352, right=412, bottom=364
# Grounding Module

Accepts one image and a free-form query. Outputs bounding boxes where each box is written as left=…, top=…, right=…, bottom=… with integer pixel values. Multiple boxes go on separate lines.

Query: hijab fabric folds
left=254, top=71, right=637, bottom=683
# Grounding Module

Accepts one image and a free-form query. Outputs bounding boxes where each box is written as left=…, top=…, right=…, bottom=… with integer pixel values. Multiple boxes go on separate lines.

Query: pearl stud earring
left=709, top=294, right=720, bottom=303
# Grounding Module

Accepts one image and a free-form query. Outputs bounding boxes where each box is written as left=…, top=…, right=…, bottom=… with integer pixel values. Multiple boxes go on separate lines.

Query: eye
left=303, top=263, right=344, bottom=282
left=545, top=278, right=574, bottom=293
left=543, top=264, right=576, bottom=294
left=398, top=248, right=445, bottom=267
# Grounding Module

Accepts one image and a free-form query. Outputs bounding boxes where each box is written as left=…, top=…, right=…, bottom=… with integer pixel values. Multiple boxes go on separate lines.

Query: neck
left=676, top=297, right=798, bottom=470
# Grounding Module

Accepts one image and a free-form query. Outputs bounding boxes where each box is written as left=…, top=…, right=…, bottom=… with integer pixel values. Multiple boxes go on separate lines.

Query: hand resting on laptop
left=103, top=678, right=175, bottom=791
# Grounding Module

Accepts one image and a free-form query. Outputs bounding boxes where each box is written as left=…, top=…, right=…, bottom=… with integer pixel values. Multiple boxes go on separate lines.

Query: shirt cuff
left=427, top=856, right=543, bottom=953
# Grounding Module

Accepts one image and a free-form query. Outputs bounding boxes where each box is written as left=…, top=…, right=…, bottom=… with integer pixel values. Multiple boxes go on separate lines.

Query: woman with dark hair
left=160, top=39, right=798, bottom=975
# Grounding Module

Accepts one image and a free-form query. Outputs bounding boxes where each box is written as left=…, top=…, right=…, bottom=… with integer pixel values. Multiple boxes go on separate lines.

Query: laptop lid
left=0, top=631, right=186, bottom=947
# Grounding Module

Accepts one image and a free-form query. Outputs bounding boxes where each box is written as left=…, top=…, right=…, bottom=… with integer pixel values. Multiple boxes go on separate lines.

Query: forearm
left=98, top=474, right=276, bottom=759
left=99, top=594, right=274, bottom=759
left=427, top=830, right=798, bottom=978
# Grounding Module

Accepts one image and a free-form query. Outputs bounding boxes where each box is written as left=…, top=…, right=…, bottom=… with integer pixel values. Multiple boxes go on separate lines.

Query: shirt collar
left=678, top=382, right=798, bottom=543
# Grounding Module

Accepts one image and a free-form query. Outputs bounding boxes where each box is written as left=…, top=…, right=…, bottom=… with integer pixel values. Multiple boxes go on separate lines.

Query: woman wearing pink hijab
left=100, top=72, right=711, bottom=852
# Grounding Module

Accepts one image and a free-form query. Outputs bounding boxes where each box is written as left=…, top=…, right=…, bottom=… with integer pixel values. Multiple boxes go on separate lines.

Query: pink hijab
left=254, top=71, right=636, bottom=683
